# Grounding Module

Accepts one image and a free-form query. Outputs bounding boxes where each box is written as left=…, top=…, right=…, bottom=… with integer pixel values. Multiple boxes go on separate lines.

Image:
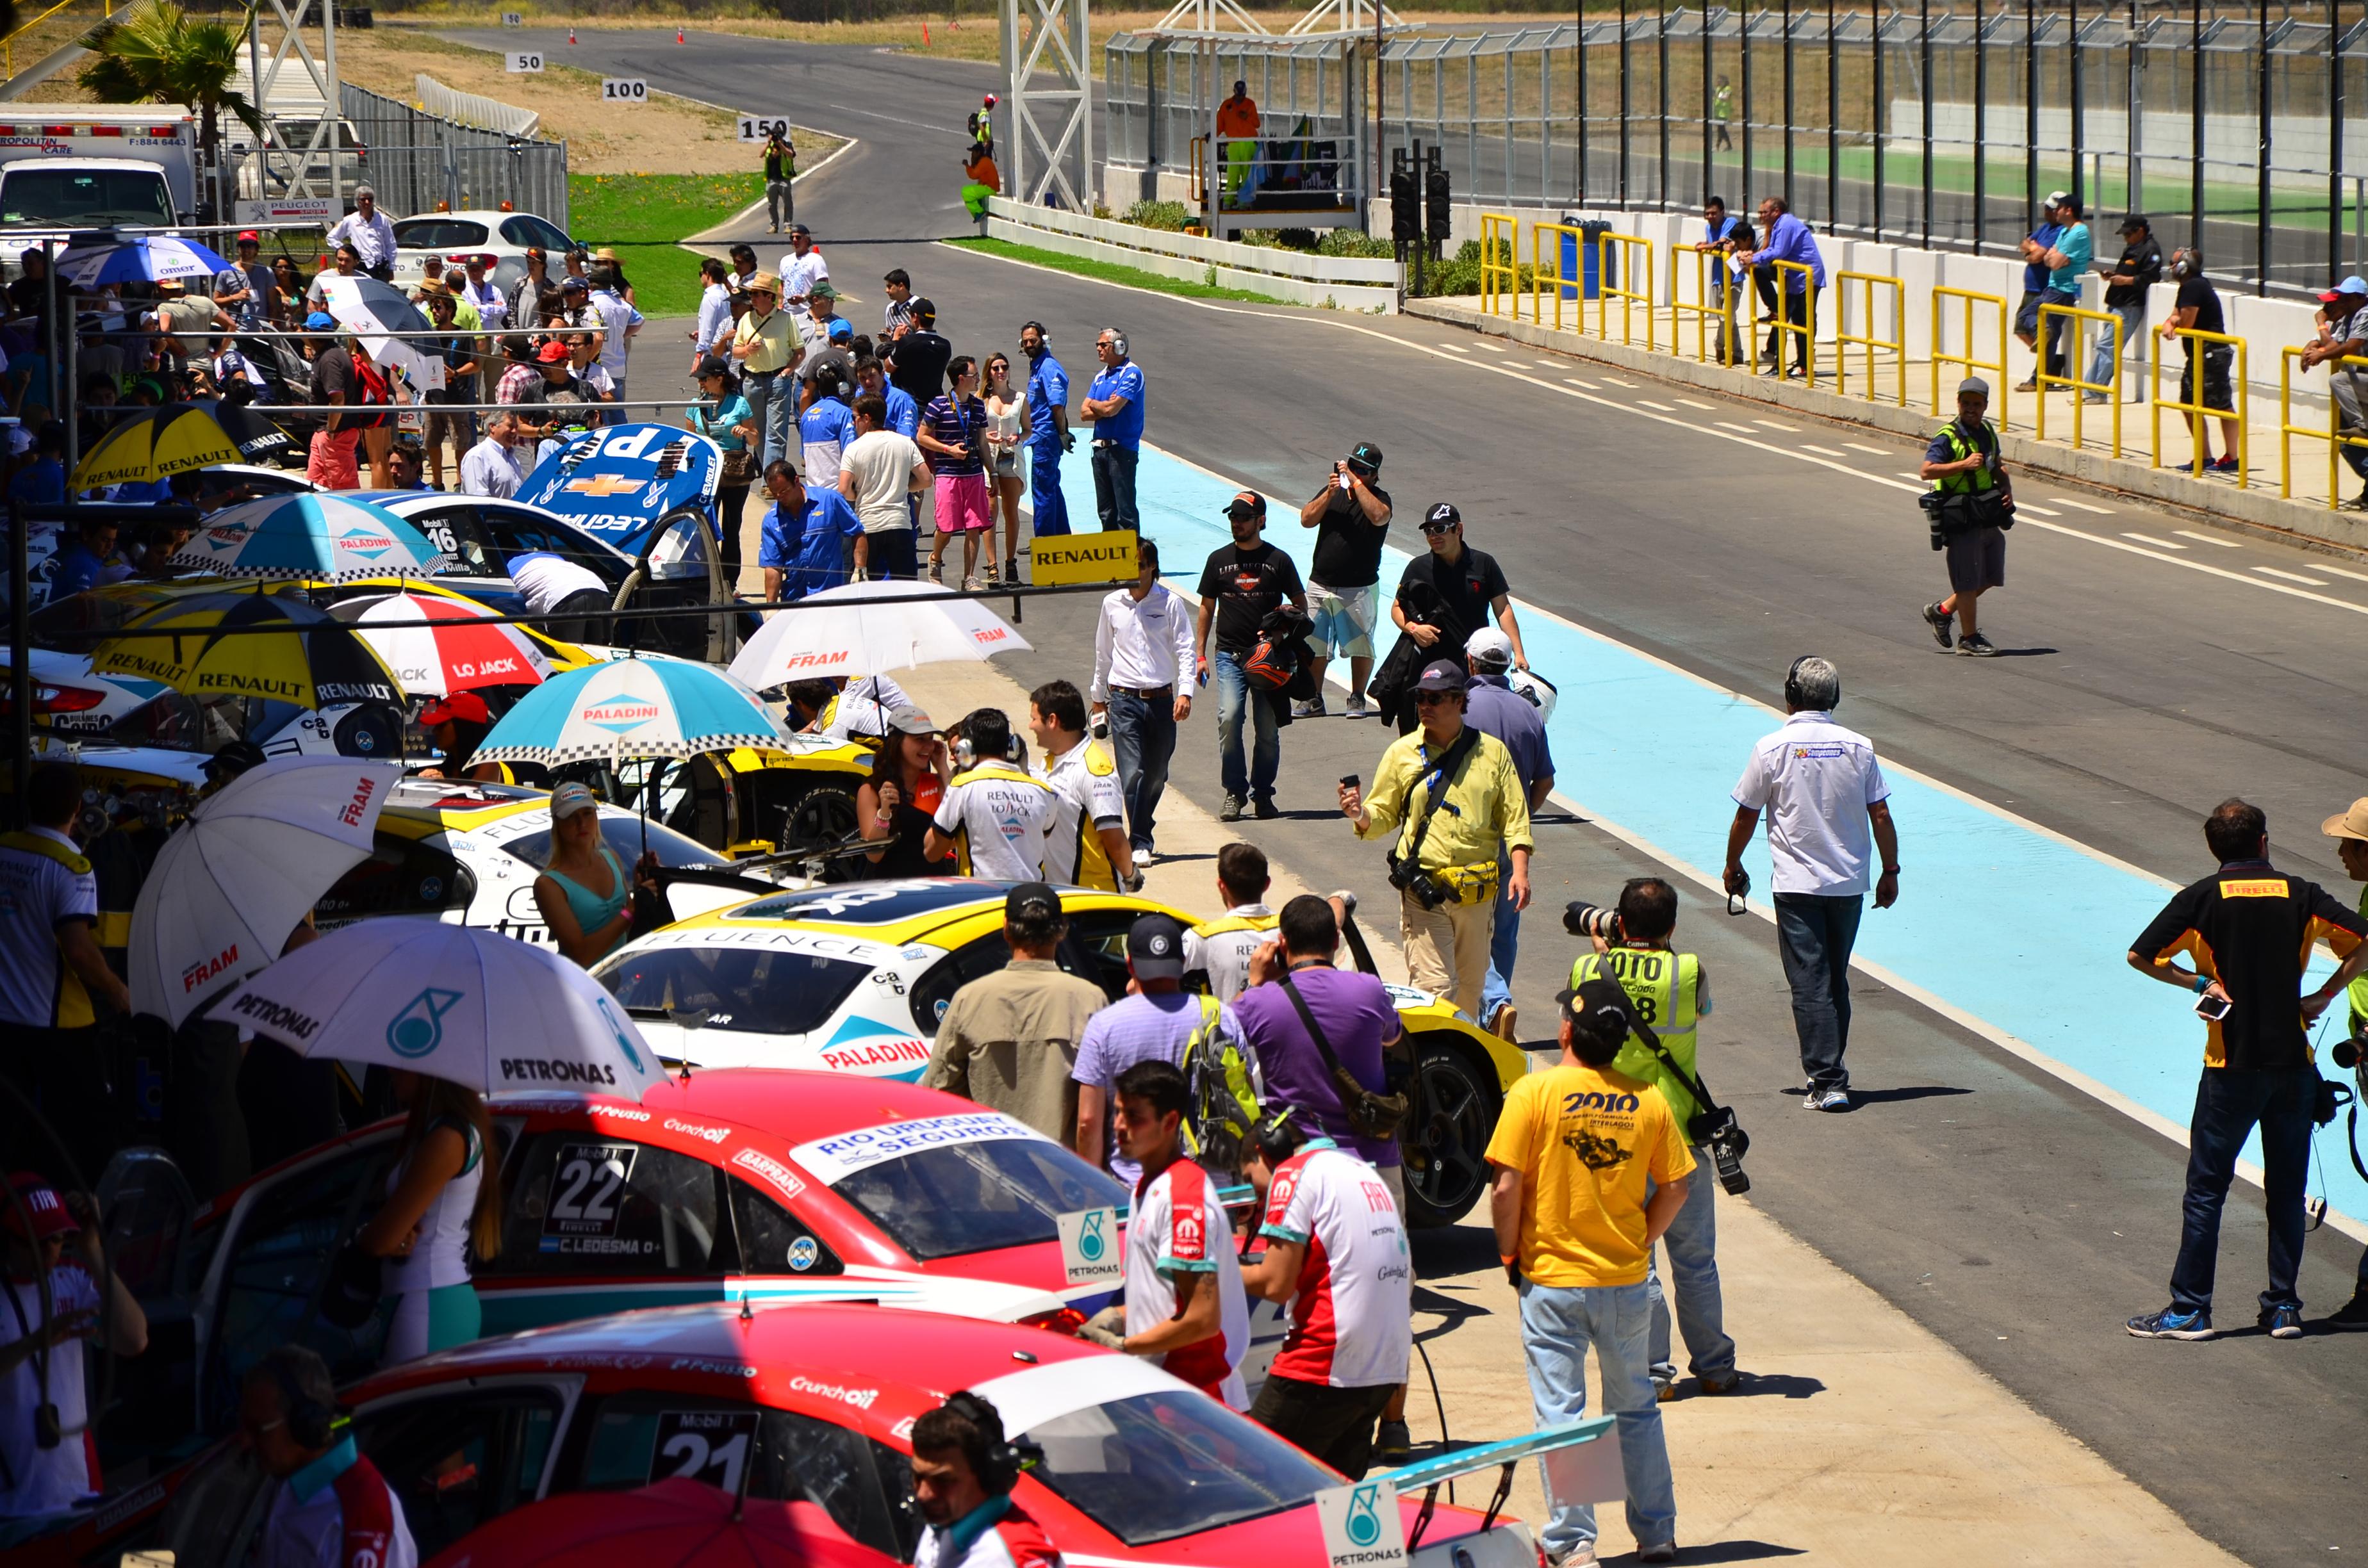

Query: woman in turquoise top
left=532, top=781, right=656, bottom=965
left=687, top=355, right=757, bottom=594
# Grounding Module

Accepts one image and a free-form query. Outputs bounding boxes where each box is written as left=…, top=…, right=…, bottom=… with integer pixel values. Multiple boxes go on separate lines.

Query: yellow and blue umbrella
left=473, top=657, right=784, bottom=765
left=69, top=402, right=240, bottom=491
left=90, top=589, right=405, bottom=712
left=167, top=493, right=445, bottom=583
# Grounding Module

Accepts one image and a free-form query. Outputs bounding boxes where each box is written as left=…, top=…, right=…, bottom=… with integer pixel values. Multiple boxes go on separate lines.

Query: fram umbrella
left=343, top=589, right=552, bottom=696
left=90, top=589, right=405, bottom=711
left=169, top=493, right=443, bottom=582
left=727, top=579, right=1029, bottom=686
left=68, top=402, right=240, bottom=490
left=473, top=657, right=784, bottom=765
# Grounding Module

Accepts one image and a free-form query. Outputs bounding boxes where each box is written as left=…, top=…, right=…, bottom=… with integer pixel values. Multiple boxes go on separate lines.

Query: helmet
left=983, top=93, right=998, bottom=108
left=1505, top=667, right=1559, bottom=724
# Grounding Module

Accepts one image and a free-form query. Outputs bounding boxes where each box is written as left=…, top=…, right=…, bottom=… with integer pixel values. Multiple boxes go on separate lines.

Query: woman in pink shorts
left=916, top=354, right=994, bottom=590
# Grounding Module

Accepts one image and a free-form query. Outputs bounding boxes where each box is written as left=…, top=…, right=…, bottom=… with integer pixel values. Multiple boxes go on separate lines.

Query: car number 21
left=654, top=1410, right=759, bottom=1492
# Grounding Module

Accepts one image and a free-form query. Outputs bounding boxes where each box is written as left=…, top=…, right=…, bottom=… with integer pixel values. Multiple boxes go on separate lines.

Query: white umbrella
left=315, top=272, right=446, bottom=393
left=727, top=580, right=1032, bottom=687
left=127, top=756, right=404, bottom=1028
left=208, top=919, right=666, bottom=1100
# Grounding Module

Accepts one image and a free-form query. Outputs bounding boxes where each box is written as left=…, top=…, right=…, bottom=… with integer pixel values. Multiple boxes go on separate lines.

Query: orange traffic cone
left=676, top=26, right=685, bottom=42
left=567, top=25, right=575, bottom=42
left=921, top=21, right=930, bottom=44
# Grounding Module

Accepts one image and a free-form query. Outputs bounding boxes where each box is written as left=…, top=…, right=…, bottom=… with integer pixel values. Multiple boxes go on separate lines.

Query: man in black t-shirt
left=1194, top=491, right=1306, bottom=820
left=888, top=298, right=954, bottom=406
left=2124, top=797, right=2368, bottom=1342
left=1296, top=439, right=1393, bottom=720
left=2156, top=248, right=2241, bottom=474
left=1387, top=504, right=1526, bottom=733
left=2085, top=215, right=2163, bottom=405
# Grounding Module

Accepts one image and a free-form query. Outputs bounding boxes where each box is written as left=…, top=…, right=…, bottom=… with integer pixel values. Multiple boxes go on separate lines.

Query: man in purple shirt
left=1231, top=895, right=1405, bottom=1191
left=1741, top=195, right=1826, bottom=380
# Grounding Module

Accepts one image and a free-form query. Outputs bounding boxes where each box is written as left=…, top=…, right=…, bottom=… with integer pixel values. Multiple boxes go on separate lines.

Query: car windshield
left=108, top=690, right=298, bottom=753
left=30, top=585, right=181, bottom=652
left=498, top=813, right=721, bottom=870
left=395, top=218, right=491, bottom=249
left=1020, top=1389, right=1338, bottom=1545
left=828, top=1136, right=1128, bottom=1261
left=598, top=943, right=871, bottom=1037
left=2, top=166, right=173, bottom=226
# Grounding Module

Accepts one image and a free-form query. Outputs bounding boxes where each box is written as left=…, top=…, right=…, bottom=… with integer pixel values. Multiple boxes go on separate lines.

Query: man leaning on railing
left=1738, top=196, right=1823, bottom=380
left=2302, top=274, right=2368, bottom=511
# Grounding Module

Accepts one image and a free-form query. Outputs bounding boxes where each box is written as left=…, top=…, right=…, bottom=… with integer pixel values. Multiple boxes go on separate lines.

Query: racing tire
left=780, top=785, right=860, bottom=858
left=1397, top=1031, right=1502, bottom=1229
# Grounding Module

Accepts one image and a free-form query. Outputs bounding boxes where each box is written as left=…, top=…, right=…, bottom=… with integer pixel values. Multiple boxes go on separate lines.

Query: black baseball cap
left=1006, top=882, right=1061, bottom=922
left=1422, top=502, right=1461, bottom=532
left=1348, top=440, right=1383, bottom=472
left=1224, top=490, right=1265, bottom=519
left=1413, top=658, right=1467, bottom=692
left=910, top=297, right=938, bottom=324
left=1128, top=913, right=1187, bottom=979
left=2118, top=213, right=2150, bottom=234
left=1556, top=974, right=1636, bottom=1034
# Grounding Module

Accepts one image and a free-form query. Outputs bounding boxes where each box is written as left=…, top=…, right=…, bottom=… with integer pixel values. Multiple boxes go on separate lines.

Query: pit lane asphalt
left=510, top=26, right=2368, bottom=1560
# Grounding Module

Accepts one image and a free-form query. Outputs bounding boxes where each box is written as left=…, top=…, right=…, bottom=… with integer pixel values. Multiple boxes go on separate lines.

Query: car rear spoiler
left=1374, top=1416, right=1616, bottom=1548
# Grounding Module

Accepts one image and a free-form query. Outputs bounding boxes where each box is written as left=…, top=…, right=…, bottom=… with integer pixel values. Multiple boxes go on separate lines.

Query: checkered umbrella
left=471, top=655, right=785, bottom=766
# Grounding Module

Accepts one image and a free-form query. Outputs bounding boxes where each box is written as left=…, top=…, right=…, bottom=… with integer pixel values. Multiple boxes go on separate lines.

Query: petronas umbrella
left=90, top=588, right=405, bottom=711
left=69, top=402, right=240, bottom=491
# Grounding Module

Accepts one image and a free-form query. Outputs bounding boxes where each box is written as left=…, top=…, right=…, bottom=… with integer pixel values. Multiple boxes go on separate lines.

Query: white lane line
left=2173, top=528, right=2242, bottom=548
left=1436, top=341, right=1470, bottom=352
left=2123, top=532, right=2186, bottom=548
left=1534, top=359, right=1564, bottom=369
left=1565, top=377, right=1600, bottom=389
left=1472, top=340, right=1506, bottom=352
left=1717, top=422, right=1759, bottom=434
left=2055, top=498, right=2115, bottom=514
left=1801, top=443, right=1846, bottom=457
left=1753, top=418, right=1803, bottom=430
left=1637, top=400, right=1675, bottom=412
left=1602, top=375, right=1640, bottom=386
left=1896, top=471, right=1926, bottom=482
left=1843, top=441, right=1891, bottom=456
left=2313, top=562, right=2368, bottom=585
left=1675, top=396, right=1718, bottom=409
left=2016, top=503, right=2060, bottom=516
left=2256, top=566, right=2331, bottom=586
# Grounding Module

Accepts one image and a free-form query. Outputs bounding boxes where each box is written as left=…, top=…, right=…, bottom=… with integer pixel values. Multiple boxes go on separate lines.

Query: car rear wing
left=1376, top=1416, right=1616, bottom=1548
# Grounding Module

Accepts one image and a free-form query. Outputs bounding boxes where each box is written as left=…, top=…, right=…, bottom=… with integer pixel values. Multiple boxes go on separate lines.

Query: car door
left=472, top=505, right=634, bottom=596
left=390, top=500, right=520, bottom=608
left=348, top=1375, right=578, bottom=1560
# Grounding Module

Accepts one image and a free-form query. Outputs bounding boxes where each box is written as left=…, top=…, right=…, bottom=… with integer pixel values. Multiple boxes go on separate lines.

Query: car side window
left=314, top=831, right=475, bottom=923
left=571, top=1393, right=905, bottom=1558
left=1059, top=910, right=1140, bottom=1002
left=482, top=510, right=623, bottom=584
left=727, top=1176, right=843, bottom=1277
left=495, top=1132, right=727, bottom=1277
left=907, top=937, right=1012, bottom=1036
left=404, top=503, right=496, bottom=576
left=350, top=1384, right=564, bottom=1560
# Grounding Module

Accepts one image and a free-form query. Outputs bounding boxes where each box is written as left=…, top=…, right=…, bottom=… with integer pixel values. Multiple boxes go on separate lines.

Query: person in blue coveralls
left=1080, top=327, right=1143, bottom=531
left=1019, top=320, right=1073, bottom=537
left=758, top=457, right=862, bottom=602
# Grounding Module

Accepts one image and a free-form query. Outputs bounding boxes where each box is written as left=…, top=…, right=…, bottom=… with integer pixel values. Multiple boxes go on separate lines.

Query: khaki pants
left=1400, top=888, right=1495, bottom=1020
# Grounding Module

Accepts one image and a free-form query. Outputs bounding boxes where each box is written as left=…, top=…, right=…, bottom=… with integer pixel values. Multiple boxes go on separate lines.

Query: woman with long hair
left=686, top=355, right=756, bottom=595
left=532, top=781, right=657, bottom=967
left=980, top=351, right=1032, bottom=588
left=855, top=709, right=954, bottom=879
left=916, top=355, right=991, bottom=590
left=358, top=1068, right=500, bottom=1364
left=270, top=256, right=306, bottom=325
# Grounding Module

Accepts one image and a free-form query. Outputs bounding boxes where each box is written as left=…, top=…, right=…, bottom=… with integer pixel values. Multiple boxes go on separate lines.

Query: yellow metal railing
left=1187, top=136, right=1206, bottom=206
left=1593, top=231, right=1654, bottom=351
left=2035, top=302, right=2123, bottom=457
left=2154, top=328, right=2248, bottom=486
left=6, top=0, right=113, bottom=81
left=1528, top=222, right=1587, bottom=332
left=1834, top=270, right=1904, bottom=407
left=1763, top=260, right=1816, bottom=385
left=2278, top=345, right=2368, bottom=508
left=1670, top=243, right=1754, bottom=367
left=1932, top=286, right=2012, bottom=431
left=1479, top=211, right=1519, bottom=320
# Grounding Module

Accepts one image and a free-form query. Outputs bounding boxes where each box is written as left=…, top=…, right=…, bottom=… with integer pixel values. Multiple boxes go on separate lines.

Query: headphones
left=2169, top=247, right=2198, bottom=281
left=952, top=729, right=1024, bottom=769
left=1102, top=327, right=1128, bottom=359
left=1244, top=1104, right=1304, bottom=1168
left=1782, top=655, right=1830, bottom=713
left=262, top=1354, right=343, bottom=1451
left=943, top=1391, right=1032, bottom=1494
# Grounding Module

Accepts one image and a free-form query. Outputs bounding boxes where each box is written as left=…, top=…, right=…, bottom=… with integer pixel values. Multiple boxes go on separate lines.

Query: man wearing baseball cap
left=1296, top=439, right=1394, bottom=719
left=1383, top=503, right=1525, bottom=733
left=3, top=1172, right=147, bottom=1521
left=2304, top=276, right=2368, bottom=509
left=218, top=231, right=271, bottom=330
left=1918, top=375, right=2014, bottom=656
left=1071, top=913, right=1251, bottom=1184
left=2087, top=215, right=2162, bottom=404
left=1194, top=491, right=1307, bottom=820
left=2322, top=798, right=2368, bottom=1328
left=417, top=694, right=495, bottom=781
left=922, top=883, right=1108, bottom=1145
left=2014, top=192, right=2086, bottom=388
left=1340, top=658, right=1534, bottom=1020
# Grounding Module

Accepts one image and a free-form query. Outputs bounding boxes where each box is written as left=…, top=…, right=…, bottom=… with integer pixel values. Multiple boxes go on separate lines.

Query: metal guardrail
left=1765, top=259, right=1816, bottom=388
left=1834, top=270, right=1903, bottom=409
left=2154, top=328, right=2249, bottom=486
left=2280, top=347, right=2368, bottom=510
left=1594, top=232, right=1653, bottom=352
left=338, top=82, right=568, bottom=227
left=1932, top=287, right=2011, bottom=432
left=1527, top=221, right=1586, bottom=332
left=2035, top=303, right=2124, bottom=458
left=1, top=0, right=114, bottom=81
left=1478, top=211, right=1518, bottom=321
left=1671, top=243, right=1736, bottom=367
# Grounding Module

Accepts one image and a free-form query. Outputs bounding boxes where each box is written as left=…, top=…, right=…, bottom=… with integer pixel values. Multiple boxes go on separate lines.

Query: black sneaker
left=1374, top=1419, right=1412, bottom=1464
left=1921, top=601, right=1954, bottom=649
left=2326, top=1290, right=2368, bottom=1329
left=1220, top=793, right=1246, bottom=822
left=1957, top=632, right=1998, bottom=657
left=2259, top=1302, right=2303, bottom=1339
left=1005, top=557, right=1022, bottom=585
left=2126, top=1304, right=2215, bottom=1339
left=1253, top=797, right=1281, bottom=820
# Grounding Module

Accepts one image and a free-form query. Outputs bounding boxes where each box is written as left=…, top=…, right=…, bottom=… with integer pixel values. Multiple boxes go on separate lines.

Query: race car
left=593, top=879, right=1529, bottom=1226
left=83, top=1071, right=1133, bottom=1484
left=94, top=1304, right=1554, bottom=1568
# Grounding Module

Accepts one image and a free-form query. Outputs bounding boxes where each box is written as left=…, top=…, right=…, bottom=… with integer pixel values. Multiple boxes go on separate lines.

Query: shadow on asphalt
left=1709, top=1372, right=1827, bottom=1401
left=1840, top=1085, right=1977, bottom=1106
left=1670, top=1541, right=1810, bottom=1563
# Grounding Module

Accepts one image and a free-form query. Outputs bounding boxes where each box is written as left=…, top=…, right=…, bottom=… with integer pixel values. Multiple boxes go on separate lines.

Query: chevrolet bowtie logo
left=565, top=474, right=644, bottom=496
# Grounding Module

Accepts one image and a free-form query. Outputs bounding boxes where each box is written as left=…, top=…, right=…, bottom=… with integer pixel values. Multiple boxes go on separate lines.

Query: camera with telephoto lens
left=1564, top=900, right=1623, bottom=943
left=1389, top=856, right=1451, bottom=911
left=2334, top=1035, right=2365, bottom=1071
left=1691, top=1106, right=1752, bottom=1195
left=1918, top=488, right=1948, bottom=551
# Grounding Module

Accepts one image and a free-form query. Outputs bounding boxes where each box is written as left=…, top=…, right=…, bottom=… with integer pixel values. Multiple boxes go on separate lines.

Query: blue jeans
left=2170, top=1066, right=2315, bottom=1314
left=1091, top=442, right=1139, bottom=531
left=1213, top=648, right=1278, bottom=804
left=1773, top=892, right=1863, bottom=1093
left=1480, top=846, right=1519, bottom=1021
left=746, top=370, right=793, bottom=471
left=1517, top=1278, right=1676, bottom=1555
left=1106, top=685, right=1176, bottom=853
left=2037, top=286, right=2080, bottom=376
left=1647, top=1154, right=1736, bottom=1383
left=1029, top=440, right=1071, bottom=536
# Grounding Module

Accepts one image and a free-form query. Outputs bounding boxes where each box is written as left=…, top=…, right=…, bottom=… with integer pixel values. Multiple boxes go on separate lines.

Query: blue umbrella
left=56, top=234, right=233, bottom=288
left=165, top=493, right=445, bottom=582
left=473, top=657, right=786, bottom=765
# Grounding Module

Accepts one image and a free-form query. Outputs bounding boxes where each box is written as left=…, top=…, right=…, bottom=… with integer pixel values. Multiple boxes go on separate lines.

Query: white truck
left=0, top=106, right=205, bottom=241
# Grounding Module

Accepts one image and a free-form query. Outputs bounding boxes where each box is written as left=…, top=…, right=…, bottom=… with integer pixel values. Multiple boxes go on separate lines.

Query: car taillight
left=0, top=682, right=106, bottom=716
left=1017, top=1307, right=1087, bottom=1335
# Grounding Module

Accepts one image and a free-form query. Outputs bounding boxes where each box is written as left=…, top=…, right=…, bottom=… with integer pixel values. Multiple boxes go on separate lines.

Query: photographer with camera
left=2320, top=798, right=2368, bottom=1328
left=1916, top=376, right=2014, bottom=657
left=1566, top=879, right=1741, bottom=1400
left=1340, top=659, right=1535, bottom=1022
left=3, top=1174, right=147, bottom=1526
left=2124, top=799, right=2368, bottom=1341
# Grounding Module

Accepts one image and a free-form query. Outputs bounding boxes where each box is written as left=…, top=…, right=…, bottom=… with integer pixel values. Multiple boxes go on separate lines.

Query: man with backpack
left=1072, top=914, right=1260, bottom=1185
left=1195, top=491, right=1308, bottom=821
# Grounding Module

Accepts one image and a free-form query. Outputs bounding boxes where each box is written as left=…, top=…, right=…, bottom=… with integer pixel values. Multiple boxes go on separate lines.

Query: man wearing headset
left=926, top=708, right=1056, bottom=881
left=1722, top=657, right=1898, bottom=1113
left=240, top=1344, right=417, bottom=1568
left=1078, top=328, right=1144, bottom=532
left=909, top=1392, right=1060, bottom=1568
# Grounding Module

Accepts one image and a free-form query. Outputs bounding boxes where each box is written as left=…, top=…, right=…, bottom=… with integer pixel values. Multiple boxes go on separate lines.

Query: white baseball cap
left=1466, top=626, right=1516, bottom=669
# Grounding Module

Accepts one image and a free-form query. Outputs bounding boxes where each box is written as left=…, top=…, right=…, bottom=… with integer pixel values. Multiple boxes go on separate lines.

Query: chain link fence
left=338, top=83, right=570, bottom=227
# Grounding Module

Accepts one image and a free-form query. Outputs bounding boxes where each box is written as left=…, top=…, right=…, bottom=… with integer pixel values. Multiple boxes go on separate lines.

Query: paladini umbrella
left=726, top=580, right=1030, bottom=687
left=55, top=234, right=232, bottom=289
left=473, top=656, right=785, bottom=767
left=127, top=756, right=402, bottom=1028
left=68, top=402, right=240, bottom=490
left=208, top=918, right=667, bottom=1100
left=429, top=1479, right=901, bottom=1568
left=339, top=589, right=552, bottom=696
left=168, top=493, right=444, bottom=582
left=90, top=588, right=405, bottom=711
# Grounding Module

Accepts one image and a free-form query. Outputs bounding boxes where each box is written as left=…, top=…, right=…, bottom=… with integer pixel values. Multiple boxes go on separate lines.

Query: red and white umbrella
left=339, top=590, right=552, bottom=696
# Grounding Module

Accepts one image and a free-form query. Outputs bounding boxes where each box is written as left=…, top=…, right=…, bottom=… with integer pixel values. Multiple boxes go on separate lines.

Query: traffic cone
left=921, top=21, right=930, bottom=44
left=567, top=25, right=575, bottom=42
left=676, top=26, right=685, bottom=42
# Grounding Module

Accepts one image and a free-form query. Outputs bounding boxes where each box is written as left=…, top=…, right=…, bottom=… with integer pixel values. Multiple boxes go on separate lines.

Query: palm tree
left=78, top=2, right=263, bottom=222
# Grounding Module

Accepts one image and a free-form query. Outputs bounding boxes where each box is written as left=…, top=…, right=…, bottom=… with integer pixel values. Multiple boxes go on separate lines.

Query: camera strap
left=1394, top=726, right=1483, bottom=878
left=1278, top=970, right=1408, bottom=1139
left=1618, top=999, right=1728, bottom=1123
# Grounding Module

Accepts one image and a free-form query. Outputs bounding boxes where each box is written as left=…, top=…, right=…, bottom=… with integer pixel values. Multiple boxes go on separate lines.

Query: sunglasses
left=1420, top=521, right=1457, bottom=534
left=1412, top=689, right=1457, bottom=705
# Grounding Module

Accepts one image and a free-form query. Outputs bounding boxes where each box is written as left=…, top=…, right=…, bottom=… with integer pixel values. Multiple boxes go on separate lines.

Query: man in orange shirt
left=1217, top=80, right=1260, bottom=202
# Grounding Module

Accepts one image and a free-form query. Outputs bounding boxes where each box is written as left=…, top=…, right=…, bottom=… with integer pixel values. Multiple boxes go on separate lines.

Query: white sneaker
left=1549, top=1547, right=1597, bottom=1567
left=1345, top=693, right=1370, bottom=717
left=962, top=575, right=986, bottom=592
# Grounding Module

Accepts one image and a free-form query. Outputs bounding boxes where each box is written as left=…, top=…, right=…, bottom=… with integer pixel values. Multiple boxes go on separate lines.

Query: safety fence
left=1469, top=208, right=2368, bottom=509
left=338, top=83, right=570, bottom=227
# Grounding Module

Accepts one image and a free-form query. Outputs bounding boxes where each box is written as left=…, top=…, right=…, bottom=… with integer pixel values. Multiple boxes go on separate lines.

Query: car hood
left=517, top=423, right=722, bottom=558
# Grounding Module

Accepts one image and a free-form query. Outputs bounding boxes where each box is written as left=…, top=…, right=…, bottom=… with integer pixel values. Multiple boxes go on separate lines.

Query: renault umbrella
left=68, top=401, right=240, bottom=490
left=474, top=657, right=784, bottom=765
left=169, top=493, right=444, bottom=582
left=90, top=588, right=405, bottom=710
left=207, top=918, right=666, bottom=1100
left=211, top=399, right=295, bottom=462
left=127, top=756, right=403, bottom=1028
left=727, top=580, right=1029, bottom=687
left=315, top=271, right=444, bottom=389
left=336, top=589, right=552, bottom=696
left=55, top=234, right=232, bottom=289
left=427, top=1479, right=900, bottom=1567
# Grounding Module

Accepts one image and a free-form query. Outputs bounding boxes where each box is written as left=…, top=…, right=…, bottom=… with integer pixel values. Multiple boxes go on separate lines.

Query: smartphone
left=1336, top=472, right=1352, bottom=491
left=1339, top=774, right=1360, bottom=790
left=2194, top=990, right=2233, bottom=1022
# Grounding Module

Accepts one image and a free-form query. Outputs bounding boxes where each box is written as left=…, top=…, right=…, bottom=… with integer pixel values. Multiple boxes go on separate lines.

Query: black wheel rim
left=1404, top=1043, right=1490, bottom=1216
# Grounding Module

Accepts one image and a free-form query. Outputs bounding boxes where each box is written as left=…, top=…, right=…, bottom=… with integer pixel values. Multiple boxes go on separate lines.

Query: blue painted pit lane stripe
left=1043, top=437, right=2368, bottom=1242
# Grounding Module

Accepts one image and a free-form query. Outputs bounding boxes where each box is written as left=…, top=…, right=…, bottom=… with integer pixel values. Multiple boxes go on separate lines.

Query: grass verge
left=568, top=173, right=766, bottom=316
left=943, top=236, right=1290, bottom=306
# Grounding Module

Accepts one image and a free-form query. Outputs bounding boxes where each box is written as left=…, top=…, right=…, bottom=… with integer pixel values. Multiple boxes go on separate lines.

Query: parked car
left=389, top=208, right=578, bottom=297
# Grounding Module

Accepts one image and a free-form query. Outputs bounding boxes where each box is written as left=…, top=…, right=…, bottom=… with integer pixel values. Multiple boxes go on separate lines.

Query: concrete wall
left=985, top=195, right=1400, bottom=314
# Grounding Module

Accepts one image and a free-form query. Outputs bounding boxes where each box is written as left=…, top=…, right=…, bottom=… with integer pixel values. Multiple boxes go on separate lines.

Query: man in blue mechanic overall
left=1019, top=320, right=1073, bottom=542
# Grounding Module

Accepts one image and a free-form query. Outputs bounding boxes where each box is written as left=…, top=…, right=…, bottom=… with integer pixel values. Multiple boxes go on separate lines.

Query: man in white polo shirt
left=925, top=707, right=1055, bottom=881
left=1720, top=657, right=1900, bottom=1111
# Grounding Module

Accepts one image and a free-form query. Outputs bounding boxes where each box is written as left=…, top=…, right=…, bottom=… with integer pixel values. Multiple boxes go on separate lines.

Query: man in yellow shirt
left=1338, top=658, right=1532, bottom=1019
left=1487, top=974, right=1690, bottom=1565
left=730, top=271, right=804, bottom=471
